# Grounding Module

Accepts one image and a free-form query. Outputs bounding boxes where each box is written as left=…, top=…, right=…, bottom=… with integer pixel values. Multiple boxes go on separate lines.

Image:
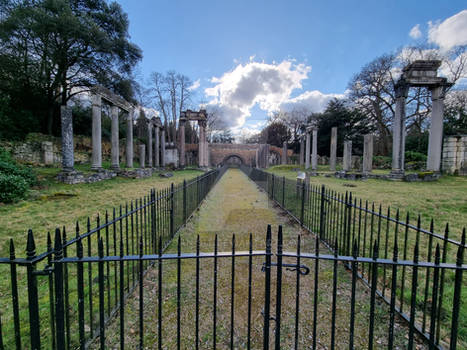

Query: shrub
left=0, top=160, right=37, bottom=186
left=0, top=174, right=28, bottom=203
left=372, top=156, right=391, bottom=169
left=405, top=151, right=427, bottom=162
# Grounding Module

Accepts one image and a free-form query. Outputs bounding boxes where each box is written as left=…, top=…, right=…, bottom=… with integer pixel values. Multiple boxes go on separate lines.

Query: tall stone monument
left=391, top=61, right=453, bottom=176
left=330, top=127, right=337, bottom=171
left=363, top=134, right=374, bottom=174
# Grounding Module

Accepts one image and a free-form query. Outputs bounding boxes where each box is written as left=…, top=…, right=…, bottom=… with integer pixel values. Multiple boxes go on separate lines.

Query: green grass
left=0, top=165, right=204, bottom=348
left=267, top=164, right=466, bottom=240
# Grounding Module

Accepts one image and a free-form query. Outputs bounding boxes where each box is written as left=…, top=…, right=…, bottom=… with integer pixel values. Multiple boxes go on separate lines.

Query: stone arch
left=221, top=154, right=246, bottom=167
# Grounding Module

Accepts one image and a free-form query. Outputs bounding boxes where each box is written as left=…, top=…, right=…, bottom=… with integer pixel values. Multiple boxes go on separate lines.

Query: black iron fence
left=32, top=224, right=467, bottom=349
left=240, top=165, right=466, bottom=349
left=0, top=168, right=221, bottom=349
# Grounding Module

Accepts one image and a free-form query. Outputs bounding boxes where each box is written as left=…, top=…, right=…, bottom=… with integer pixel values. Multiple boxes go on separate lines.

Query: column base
left=389, top=169, right=405, bottom=179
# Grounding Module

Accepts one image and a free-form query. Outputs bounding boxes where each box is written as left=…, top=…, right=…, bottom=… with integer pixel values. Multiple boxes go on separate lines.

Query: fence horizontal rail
left=0, top=167, right=224, bottom=350
left=45, top=225, right=465, bottom=349
left=241, top=165, right=466, bottom=349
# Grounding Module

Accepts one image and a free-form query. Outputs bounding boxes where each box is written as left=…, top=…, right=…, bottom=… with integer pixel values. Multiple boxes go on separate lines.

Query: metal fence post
left=170, top=183, right=174, bottom=238
left=263, top=225, right=272, bottom=350
left=183, top=179, right=187, bottom=224
left=319, top=185, right=326, bottom=240
left=282, top=176, right=285, bottom=207
left=300, top=181, right=305, bottom=226
left=54, top=228, right=66, bottom=350
left=26, top=230, right=41, bottom=350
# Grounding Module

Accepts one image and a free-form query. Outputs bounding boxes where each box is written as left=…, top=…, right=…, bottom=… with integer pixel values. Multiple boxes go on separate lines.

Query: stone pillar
left=305, top=130, right=311, bottom=169
left=198, top=121, right=207, bottom=167
left=330, top=127, right=337, bottom=171
left=154, top=126, right=160, bottom=167
left=179, top=120, right=186, bottom=167
left=161, top=129, right=166, bottom=167
left=363, top=134, right=374, bottom=174
left=60, top=105, right=74, bottom=171
left=110, top=105, right=120, bottom=169
left=139, top=144, right=145, bottom=168
left=147, top=122, right=153, bottom=168
left=343, top=140, right=352, bottom=172
left=91, top=94, right=102, bottom=170
left=41, top=141, right=54, bottom=165
left=299, top=138, right=304, bottom=166
left=126, top=110, right=134, bottom=168
left=427, top=86, right=446, bottom=172
left=255, top=149, right=259, bottom=168
left=391, top=83, right=409, bottom=175
left=311, top=128, right=318, bottom=171
left=282, top=141, right=287, bottom=165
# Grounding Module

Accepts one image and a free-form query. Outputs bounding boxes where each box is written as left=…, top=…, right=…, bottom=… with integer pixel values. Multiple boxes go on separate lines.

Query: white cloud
left=279, top=90, right=345, bottom=114
left=204, top=59, right=311, bottom=128
left=189, top=79, right=200, bottom=91
left=428, top=10, right=467, bottom=51
left=409, top=24, right=422, bottom=39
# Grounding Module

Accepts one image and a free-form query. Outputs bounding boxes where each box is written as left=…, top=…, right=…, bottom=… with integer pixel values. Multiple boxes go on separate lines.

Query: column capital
left=394, top=80, right=409, bottom=98
left=91, top=94, right=102, bottom=107
left=198, top=120, right=207, bottom=128
left=430, top=83, right=452, bottom=101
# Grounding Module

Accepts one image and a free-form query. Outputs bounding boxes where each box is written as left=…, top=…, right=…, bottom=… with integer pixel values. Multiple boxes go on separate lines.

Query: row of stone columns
left=91, top=94, right=165, bottom=170
left=299, top=126, right=374, bottom=174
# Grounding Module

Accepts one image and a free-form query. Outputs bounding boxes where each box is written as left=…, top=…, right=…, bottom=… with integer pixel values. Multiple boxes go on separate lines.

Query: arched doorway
left=221, top=154, right=244, bottom=167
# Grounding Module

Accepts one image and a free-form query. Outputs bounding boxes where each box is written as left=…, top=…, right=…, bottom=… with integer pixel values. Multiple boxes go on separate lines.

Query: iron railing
left=240, top=165, right=466, bottom=349
left=0, top=168, right=221, bottom=349
left=48, top=225, right=467, bottom=349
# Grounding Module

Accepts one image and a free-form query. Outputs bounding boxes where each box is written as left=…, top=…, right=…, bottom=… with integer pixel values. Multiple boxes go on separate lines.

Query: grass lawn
left=0, top=164, right=203, bottom=256
left=267, top=164, right=467, bottom=241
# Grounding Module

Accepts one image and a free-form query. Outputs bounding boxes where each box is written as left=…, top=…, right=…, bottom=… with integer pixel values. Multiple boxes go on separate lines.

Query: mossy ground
left=101, top=169, right=428, bottom=349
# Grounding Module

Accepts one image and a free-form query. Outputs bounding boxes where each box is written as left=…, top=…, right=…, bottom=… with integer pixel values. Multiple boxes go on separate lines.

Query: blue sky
left=116, top=0, right=467, bottom=133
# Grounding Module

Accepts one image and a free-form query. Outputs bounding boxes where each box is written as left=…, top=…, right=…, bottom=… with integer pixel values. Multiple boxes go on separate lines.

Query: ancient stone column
left=139, top=144, right=145, bottom=168
left=179, top=120, right=186, bottom=167
left=147, top=122, right=153, bottom=168
left=343, top=140, right=352, bottom=172
left=363, top=134, right=374, bottom=174
left=264, top=144, right=270, bottom=168
left=198, top=121, right=207, bottom=167
left=91, top=94, right=102, bottom=170
left=110, top=105, right=120, bottom=169
left=392, top=83, right=409, bottom=175
left=299, top=138, right=304, bottom=166
left=60, top=105, right=74, bottom=172
left=282, top=141, right=287, bottom=165
left=154, top=126, right=160, bottom=167
left=126, top=110, right=134, bottom=168
left=305, top=129, right=311, bottom=169
left=427, top=86, right=446, bottom=172
left=255, top=149, right=259, bottom=168
left=330, top=127, right=337, bottom=171
left=161, top=129, right=166, bottom=167
left=311, top=128, right=318, bottom=171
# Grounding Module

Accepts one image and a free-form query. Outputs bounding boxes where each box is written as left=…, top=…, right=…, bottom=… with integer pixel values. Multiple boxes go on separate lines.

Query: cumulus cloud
left=280, top=90, right=346, bottom=113
left=189, top=79, right=200, bottom=91
left=409, top=24, right=422, bottom=39
left=428, top=10, right=467, bottom=51
left=204, top=59, right=311, bottom=128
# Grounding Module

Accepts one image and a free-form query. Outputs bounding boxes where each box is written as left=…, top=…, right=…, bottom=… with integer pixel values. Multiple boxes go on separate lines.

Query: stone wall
left=442, top=135, right=467, bottom=175
left=0, top=133, right=129, bottom=166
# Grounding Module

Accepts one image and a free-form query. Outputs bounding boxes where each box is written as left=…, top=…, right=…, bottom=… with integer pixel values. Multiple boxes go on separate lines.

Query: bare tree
left=149, top=71, right=192, bottom=143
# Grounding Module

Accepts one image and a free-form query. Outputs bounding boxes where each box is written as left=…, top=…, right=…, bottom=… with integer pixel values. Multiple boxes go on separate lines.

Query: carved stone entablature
left=91, top=85, right=132, bottom=112
left=401, top=60, right=450, bottom=88
left=180, top=109, right=208, bottom=122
